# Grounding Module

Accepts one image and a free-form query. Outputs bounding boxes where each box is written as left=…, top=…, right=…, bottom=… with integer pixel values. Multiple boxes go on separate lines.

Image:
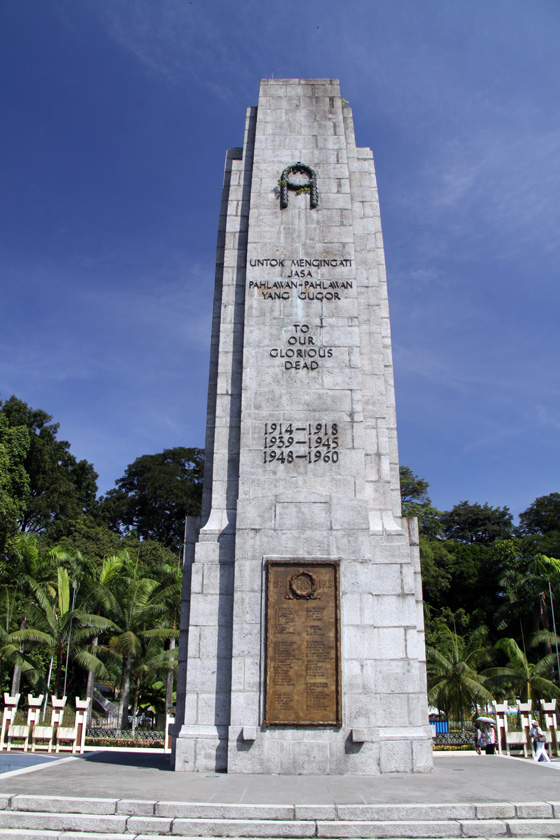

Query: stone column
left=174, top=79, right=432, bottom=774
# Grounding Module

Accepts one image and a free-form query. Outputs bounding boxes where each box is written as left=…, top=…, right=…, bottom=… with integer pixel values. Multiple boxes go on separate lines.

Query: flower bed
left=433, top=744, right=475, bottom=751
left=85, top=728, right=165, bottom=748
left=85, top=736, right=164, bottom=749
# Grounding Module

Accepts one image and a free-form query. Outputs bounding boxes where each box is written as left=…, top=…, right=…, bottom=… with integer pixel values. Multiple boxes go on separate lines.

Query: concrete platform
left=0, top=752, right=560, bottom=838
left=0, top=750, right=558, bottom=804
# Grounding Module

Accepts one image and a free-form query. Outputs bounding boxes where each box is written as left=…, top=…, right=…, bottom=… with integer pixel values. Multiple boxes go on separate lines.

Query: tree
left=155, top=559, right=183, bottom=717
left=0, top=414, right=30, bottom=553
left=421, top=536, right=502, bottom=640
left=0, top=397, right=98, bottom=539
left=12, top=566, right=114, bottom=699
left=92, top=554, right=177, bottom=727
left=517, top=493, right=560, bottom=559
left=399, top=466, right=442, bottom=538
left=99, top=447, right=203, bottom=552
left=2, top=533, right=62, bottom=694
left=128, top=638, right=178, bottom=735
left=400, top=466, right=430, bottom=509
left=0, top=585, right=41, bottom=692
left=438, top=501, right=513, bottom=545
left=495, top=551, right=560, bottom=640
left=419, top=537, right=453, bottom=605
left=426, top=626, right=495, bottom=730
left=80, top=552, right=126, bottom=720
left=484, top=637, right=560, bottom=702
left=518, top=493, right=560, bottom=536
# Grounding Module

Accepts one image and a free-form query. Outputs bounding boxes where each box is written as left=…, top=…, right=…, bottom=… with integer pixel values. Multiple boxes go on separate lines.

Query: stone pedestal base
left=174, top=724, right=433, bottom=775
left=227, top=727, right=433, bottom=775
left=174, top=725, right=228, bottom=773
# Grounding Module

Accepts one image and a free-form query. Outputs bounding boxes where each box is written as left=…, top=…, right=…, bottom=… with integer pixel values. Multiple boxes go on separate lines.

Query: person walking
left=474, top=725, right=482, bottom=755
left=529, top=719, right=551, bottom=763
left=482, top=723, right=496, bottom=755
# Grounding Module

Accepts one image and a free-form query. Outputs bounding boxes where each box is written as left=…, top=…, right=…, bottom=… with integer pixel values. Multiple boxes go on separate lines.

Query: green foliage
left=518, top=493, right=560, bottom=536
left=409, top=465, right=560, bottom=700
left=484, top=636, right=560, bottom=702
left=0, top=414, right=30, bottom=553
left=52, top=516, right=123, bottom=566
left=517, top=493, right=560, bottom=559
left=0, top=398, right=192, bottom=722
left=121, top=537, right=178, bottom=578
left=400, top=465, right=430, bottom=509
left=419, top=537, right=453, bottom=604
left=494, top=545, right=560, bottom=638
left=426, top=626, right=494, bottom=729
left=424, top=606, right=477, bottom=652
left=421, top=538, right=502, bottom=636
left=400, top=466, right=443, bottom=538
left=12, top=565, right=115, bottom=697
left=98, top=447, right=203, bottom=552
left=0, top=397, right=98, bottom=539
left=90, top=552, right=178, bottom=728
left=438, top=500, right=513, bottom=545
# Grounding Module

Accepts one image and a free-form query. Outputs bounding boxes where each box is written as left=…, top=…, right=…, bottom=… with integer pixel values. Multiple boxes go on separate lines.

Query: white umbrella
left=476, top=716, right=496, bottom=725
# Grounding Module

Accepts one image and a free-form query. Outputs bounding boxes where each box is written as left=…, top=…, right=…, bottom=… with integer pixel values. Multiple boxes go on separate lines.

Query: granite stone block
left=115, top=799, right=156, bottom=816
left=516, top=803, right=554, bottom=819
left=460, top=820, right=508, bottom=837
left=11, top=796, right=117, bottom=815
left=127, top=815, right=172, bottom=833
left=172, top=818, right=315, bottom=837
left=507, top=819, right=560, bottom=837
left=316, top=820, right=461, bottom=838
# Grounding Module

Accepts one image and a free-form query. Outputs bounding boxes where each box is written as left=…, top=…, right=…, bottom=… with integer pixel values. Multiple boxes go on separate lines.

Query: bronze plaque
left=264, top=559, right=341, bottom=726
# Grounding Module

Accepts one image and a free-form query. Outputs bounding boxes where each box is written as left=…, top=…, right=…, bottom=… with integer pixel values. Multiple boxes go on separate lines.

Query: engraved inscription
left=265, top=560, right=341, bottom=726
left=248, top=256, right=354, bottom=301
left=269, top=323, right=334, bottom=371
left=263, top=422, right=339, bottom=465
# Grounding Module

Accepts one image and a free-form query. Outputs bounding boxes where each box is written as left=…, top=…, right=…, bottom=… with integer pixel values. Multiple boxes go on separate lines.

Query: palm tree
left=128, top=637, right=178, bottom=734
left=96, top=555, right=177, bottom=728
left=484, top=637, right=560, bottom=702
left=79, top=552, right=126, bottom=721
left=496, top=554, right=560, bottom=641
left=155, top=559, right=182, bottom=718
left=5, top=533, right=61, bottom=693
left=11, top=566, right=115, bottom=701
left=0, top=585, right=40, bottom=690
left=426, top=627, right=495, bottom=730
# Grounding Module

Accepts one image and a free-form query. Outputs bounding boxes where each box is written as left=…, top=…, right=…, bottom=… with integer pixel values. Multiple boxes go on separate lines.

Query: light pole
left=549, top=581, right=560, bottom=683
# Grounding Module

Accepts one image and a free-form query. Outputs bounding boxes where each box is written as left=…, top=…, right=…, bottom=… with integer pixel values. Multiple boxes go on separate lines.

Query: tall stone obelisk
left=173, top=79, right=432, bottom=774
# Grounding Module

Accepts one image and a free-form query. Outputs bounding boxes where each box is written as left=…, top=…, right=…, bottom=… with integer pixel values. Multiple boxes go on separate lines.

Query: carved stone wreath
left=279, top=162, right=319, bottom=209
left=285, top=570, right=321, bottom=600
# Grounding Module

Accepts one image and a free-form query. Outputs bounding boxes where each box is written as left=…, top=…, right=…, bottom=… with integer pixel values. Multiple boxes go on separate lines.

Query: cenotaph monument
left=173, top=79, right=432, bottom=774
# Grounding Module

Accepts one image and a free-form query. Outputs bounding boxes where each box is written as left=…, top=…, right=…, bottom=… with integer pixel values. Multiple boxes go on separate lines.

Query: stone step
left=1, top=796, right=560, bottom=838
left=2, top=813, right=560, bottom=838
left=4, top=794, right=560, bottom=821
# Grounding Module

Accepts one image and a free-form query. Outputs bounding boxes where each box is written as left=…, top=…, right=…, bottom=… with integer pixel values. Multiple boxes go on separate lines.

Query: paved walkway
left=0, top=751, right=559, bottom=805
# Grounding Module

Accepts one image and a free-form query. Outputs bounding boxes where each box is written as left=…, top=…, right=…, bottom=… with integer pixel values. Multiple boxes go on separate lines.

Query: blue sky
left=1, top=0, right=559, bottom=520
